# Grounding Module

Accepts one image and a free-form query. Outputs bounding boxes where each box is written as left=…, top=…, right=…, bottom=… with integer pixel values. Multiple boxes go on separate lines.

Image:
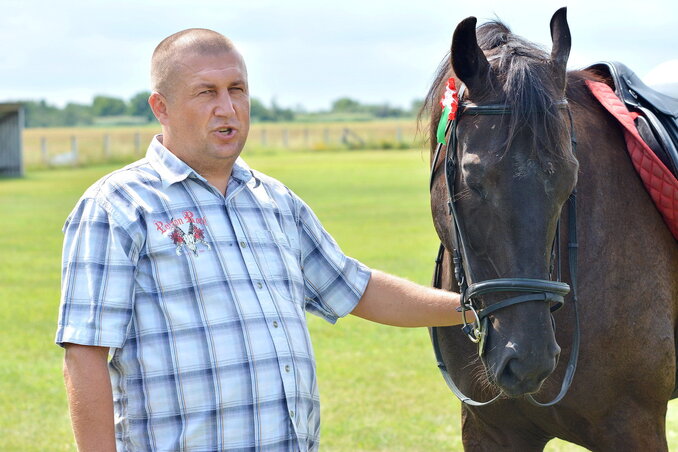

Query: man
left=56, top=28, right=463, bottom=452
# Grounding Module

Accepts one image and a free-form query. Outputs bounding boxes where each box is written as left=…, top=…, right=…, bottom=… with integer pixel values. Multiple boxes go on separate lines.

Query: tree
left=250, top=98, right=295, bottom=122
left=269, top=99, right=294, bottom=122
left=368, top=103, right=406, bottom=118
left=331, top=97, right=363, bottom=113
left=23, top=100, right=63, bottom=127
left=410, top=98, right=424, bottom=116
left=63, top=103, right=94, bottom=126
left=128, top=91, right=155, bottom=121
left=92, top=95, right=127, bottom=117
left=250, top=97, right=274, bottom=121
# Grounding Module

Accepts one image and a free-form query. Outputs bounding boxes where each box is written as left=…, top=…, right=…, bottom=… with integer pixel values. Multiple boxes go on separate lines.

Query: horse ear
left=451, top=16, right=490, bottom=97
left=550, top=7, right=571, bottom=92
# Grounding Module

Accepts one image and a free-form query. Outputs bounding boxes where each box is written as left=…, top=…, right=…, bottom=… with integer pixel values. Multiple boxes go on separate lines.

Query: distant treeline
left=20, top=92, right=422, bottom=128
left=23, top=92, right=155, bottom=128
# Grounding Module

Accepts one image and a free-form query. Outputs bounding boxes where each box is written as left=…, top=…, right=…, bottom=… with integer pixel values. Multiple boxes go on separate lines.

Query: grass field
left=2, top=147, right=677, bottom=451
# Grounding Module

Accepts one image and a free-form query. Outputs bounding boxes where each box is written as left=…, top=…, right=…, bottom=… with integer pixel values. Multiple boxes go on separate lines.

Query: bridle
left=429, top=83, right=581, bottom=407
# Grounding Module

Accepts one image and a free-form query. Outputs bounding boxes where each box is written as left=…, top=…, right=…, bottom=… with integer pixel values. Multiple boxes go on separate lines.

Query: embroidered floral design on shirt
left=170, top=222, right=211, bottom=256
left=155, top=211, right=211, bottom=256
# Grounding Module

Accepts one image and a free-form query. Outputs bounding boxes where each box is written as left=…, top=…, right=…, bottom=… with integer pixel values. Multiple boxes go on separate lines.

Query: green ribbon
left=436, top=106, right=451, bottom=144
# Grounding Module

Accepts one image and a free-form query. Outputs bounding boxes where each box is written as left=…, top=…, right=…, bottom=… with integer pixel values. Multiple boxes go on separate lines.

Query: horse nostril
left=506, top=359, right=524, bottom=379
left=551, top=343, right=562, bottom=359
left=496, top=351, right=558, bottom=397
left=498, top=358, right=521, bottom=389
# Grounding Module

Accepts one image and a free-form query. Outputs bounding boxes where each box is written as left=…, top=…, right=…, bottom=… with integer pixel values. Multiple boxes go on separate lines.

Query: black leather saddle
left=586, top=61, right=678, bottom=179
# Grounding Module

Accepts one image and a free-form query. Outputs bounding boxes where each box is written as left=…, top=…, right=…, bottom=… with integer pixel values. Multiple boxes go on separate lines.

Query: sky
left=0, top=0, right=676, bottom=111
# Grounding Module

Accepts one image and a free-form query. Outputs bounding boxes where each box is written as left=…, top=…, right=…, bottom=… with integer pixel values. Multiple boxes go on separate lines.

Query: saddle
left=587, top=61, right=678, bottom=179
left=585, top=62, right=678, bottom=240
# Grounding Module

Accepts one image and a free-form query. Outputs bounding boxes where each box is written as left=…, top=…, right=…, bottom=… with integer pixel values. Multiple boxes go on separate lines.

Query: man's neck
left=186, top=158, right=234, bottom=195
left=159, top=135, right=235, bottom=195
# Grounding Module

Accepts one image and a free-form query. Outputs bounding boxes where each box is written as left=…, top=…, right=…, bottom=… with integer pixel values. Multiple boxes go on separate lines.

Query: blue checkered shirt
left=55, top=136, right=371, bottom=451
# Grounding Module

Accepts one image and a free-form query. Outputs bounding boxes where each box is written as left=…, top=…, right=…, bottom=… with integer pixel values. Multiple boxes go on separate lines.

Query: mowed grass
left=1, top=148, right=677, bottom=451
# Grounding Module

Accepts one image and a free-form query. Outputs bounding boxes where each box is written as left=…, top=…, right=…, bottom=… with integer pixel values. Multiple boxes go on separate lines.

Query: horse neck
left=567, top=72, right=676, bottom=261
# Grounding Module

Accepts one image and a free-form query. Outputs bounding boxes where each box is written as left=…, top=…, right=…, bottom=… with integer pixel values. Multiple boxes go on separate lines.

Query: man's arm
left=63, top=343, right=116, bottom=452
left=351, top=270, right=463, bottom=327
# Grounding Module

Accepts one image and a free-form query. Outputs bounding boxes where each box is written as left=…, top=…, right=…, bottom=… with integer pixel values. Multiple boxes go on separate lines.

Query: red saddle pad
left=586, top=79, right=678, bottom=241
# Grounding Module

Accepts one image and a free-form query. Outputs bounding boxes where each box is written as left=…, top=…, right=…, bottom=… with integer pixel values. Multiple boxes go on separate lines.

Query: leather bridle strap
left=526, top=114, right=580, bottom=407
left=466, top=279, right=570, bottom=313
left=430, top=295, right=502, bottom=407
left=429, top=88, right=580, bottom=407
left=476, top=292, right=566, bottom=321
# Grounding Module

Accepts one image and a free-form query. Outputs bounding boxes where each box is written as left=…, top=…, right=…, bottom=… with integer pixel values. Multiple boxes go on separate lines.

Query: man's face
left=160, top=50, right=250, bottom=166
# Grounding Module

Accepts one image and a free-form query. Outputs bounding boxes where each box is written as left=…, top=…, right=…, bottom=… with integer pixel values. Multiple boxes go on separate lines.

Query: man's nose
left=214, top=92, right=236, bottom=117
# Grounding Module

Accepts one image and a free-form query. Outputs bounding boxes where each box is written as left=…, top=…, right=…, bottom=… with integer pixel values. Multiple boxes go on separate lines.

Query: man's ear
left=148, top=92, right=169, bottom=125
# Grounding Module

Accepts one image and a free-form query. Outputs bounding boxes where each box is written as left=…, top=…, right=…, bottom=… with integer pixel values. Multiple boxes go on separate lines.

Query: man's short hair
left=151, top=28, right=237, bottom=96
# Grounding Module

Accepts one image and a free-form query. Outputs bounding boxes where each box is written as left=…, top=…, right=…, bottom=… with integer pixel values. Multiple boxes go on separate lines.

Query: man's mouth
left=216, top=127, right=234, bottom=136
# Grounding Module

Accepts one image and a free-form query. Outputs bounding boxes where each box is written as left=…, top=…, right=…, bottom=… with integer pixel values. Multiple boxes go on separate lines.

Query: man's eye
left=200, top=90, right=215, bottom=95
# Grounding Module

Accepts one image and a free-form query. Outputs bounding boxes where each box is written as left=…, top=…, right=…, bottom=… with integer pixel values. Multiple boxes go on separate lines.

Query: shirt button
left=256, top=282, right=263, bottom=289
left=284, top=365, right=290, bottom=373
left=290, top=410, right=295, bottom=418
left=239, top=241, right=247, bottom=248
left=273, top=321, right=279, bottom=328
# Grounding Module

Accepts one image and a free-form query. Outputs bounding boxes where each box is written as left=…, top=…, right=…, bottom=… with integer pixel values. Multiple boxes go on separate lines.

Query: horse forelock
left=420, top=20, right=573, bottom=165
left=477, top=22, right=572, bottom=164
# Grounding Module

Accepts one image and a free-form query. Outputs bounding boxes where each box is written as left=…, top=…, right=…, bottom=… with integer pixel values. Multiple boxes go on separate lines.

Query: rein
left=429, top=86, right=581, bottom=407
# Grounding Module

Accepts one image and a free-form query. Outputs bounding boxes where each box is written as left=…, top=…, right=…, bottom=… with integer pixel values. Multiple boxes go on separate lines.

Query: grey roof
left=0, top=103, right=23, bottom=115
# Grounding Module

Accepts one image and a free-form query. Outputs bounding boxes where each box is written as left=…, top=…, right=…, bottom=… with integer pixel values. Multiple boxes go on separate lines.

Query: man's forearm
left=351, top=270, right=463, bottom=327
left=63, top=344, right=116, bottom=452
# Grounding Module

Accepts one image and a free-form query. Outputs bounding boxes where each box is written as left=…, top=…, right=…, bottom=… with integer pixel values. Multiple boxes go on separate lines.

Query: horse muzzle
left=490, top=334, right=561, bottom=397
left=465, top=278, right=567, bottom=397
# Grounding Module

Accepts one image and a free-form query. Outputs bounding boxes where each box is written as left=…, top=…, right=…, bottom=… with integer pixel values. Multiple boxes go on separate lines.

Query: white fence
left=22, top=121, right=426, bottom=168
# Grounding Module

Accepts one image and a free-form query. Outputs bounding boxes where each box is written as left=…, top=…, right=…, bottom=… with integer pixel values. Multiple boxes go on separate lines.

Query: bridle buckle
left=460, top=302, right=483, bottom=343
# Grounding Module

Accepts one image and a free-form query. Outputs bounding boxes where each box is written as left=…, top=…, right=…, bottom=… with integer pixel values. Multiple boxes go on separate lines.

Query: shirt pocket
left=251, top=229, right=304, bottom=308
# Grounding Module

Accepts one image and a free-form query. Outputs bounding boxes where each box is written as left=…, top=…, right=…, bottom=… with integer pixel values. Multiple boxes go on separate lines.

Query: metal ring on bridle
left=460, top=303, right=482, bottom=343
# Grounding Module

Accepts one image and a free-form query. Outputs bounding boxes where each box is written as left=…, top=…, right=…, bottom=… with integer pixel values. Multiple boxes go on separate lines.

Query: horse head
left=430, top=8, right=579, bottom=398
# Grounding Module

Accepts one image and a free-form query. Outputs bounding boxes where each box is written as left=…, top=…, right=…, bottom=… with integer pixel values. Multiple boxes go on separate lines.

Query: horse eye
left=460, top=154, right=488, bottom=198
left=462, top=174, right=486, bottom=198
left=543, top=161, right=556, bottom=175
left=468, top=182, right=487, bottom=199
left=462, top=161, right=485, bottom=183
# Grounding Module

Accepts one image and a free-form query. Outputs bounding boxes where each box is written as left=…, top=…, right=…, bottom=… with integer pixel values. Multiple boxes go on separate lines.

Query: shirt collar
left=147, top=134, right=253, bottom=188
left=231, top=156, right=253, bottom=185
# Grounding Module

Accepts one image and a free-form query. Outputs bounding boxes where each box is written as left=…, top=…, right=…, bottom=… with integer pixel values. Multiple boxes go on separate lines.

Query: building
left=0, top=103, right=24, bottom=177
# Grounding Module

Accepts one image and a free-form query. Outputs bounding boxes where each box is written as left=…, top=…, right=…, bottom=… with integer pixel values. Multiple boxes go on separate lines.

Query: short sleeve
left=295, top=196, right=371, bottom=323
left=55, top=196, right=137, bottom=348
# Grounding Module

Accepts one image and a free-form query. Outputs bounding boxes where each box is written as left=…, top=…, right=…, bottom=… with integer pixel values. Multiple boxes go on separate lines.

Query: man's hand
left=63, top=344, right=116, bottom=452
left=351, top=270, right=463, bottom=327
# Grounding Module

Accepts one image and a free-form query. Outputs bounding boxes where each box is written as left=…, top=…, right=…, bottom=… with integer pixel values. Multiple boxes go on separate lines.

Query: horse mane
left=421, top=20, right=574, bottom=163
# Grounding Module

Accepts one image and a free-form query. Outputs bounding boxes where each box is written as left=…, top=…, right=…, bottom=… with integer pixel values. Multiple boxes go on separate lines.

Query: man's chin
left=208, top=144, right=245, bottom=161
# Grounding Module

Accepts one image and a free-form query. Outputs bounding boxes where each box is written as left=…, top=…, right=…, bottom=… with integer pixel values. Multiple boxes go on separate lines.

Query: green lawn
left=1, top=148, right=676, bottom=451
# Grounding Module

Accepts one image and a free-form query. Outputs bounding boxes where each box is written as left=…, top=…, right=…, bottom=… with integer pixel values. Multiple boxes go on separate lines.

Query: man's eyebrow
left=191, top=82, right=217, bottom=90
left=190, top=79, right=247, bottom=89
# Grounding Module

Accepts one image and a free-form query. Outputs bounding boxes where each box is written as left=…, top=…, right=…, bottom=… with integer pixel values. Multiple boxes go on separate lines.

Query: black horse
left=425, top=8, right=678, bottom=451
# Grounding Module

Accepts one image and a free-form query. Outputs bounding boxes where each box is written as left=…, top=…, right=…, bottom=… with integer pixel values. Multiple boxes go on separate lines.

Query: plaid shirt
left=56, top=136, right=371, bottom=452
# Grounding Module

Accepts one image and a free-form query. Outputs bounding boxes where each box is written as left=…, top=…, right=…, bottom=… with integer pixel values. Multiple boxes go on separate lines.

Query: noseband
left=429, top=85, right=581, bottom=407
